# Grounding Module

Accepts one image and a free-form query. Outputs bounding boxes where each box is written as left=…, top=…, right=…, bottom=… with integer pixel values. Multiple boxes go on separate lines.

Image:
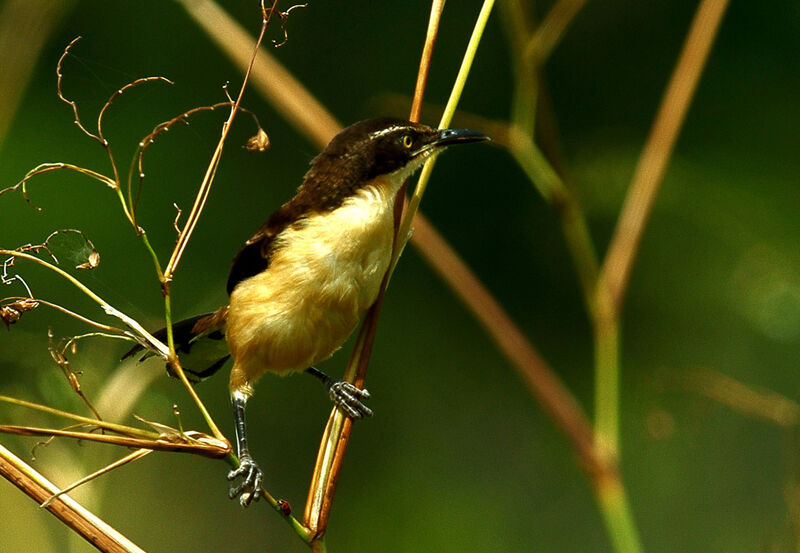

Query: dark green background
left=2, top=1, right=799, bottom=551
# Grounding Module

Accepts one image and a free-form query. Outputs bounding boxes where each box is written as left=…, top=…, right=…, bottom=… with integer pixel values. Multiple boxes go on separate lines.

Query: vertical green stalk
left=499, top=3, right=639, bottom=550
left=597, top=478, right=644, bottom=553
left=593, top=291, right=620, bottom=457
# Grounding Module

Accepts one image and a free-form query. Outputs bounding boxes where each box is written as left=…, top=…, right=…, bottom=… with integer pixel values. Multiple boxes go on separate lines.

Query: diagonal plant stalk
left=40, top=449, right=153, bottom=508
left=0, top=443, right=145, bottom=553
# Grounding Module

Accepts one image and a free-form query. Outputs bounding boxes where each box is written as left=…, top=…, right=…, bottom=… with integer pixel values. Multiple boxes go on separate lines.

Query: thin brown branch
left=163, top=0, right=279, bottom=282
left=411, top=216, right=608, bottom=479
left=56, top=37, right=102, bottom=143
left=96, top=76, right=174, bottom=148
left=41, top=449, right=153, bottom=508
left=177, top=0, right=342, bottom=145
left=130, top=101, right=262, bottom=222
left=1, top=296, right=127, bottom=335
left=409, top=0, right=446, bottom=123
left=600, top=0, right=730, bottom=313
left=523, top=0, right=587, bottom=64
left=0, top=425, right=229, bottom=458
left=1, top=163, right=116, bottom=210
left=671, top=368, right=800, bottom=427
left=0, top=443, right=146, bottom=553
left=48, top=328, right=103, bottom=421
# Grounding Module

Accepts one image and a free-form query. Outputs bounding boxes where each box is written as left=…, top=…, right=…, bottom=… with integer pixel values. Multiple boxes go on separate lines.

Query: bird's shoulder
left=226, top=150, right=367, bottom=295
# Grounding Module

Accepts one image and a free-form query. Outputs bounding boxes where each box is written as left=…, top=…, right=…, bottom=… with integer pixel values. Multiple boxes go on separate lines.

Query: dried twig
left=1, top=296, right=128, bottom=336
left=0, top=297, right=38, bottom=328
left=41, top=448, right=153, bottom=508
left=270, top=2, right=307, bottom=48
left=523, top=0, right=587, bottom=64
left=57, top=36, right=173, bottom=211
left=56, top=37, right=100, bottom=143
left=129, top=101, right=263, bottom=220
left=1, top=163, right=116, bottom=210
left=48, top=327, right=103, bottom=421
left=0, top=425, right=229, bottom=458
left=162, top=0, right=278, bottom=283
left=0, top=249, right=167, bottom=356
left=0, top=443, right=145, bottom=553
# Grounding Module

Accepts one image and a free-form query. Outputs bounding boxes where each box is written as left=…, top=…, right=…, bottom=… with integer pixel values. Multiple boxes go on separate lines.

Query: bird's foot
left=327, top=380, right=373, bottom=419
left=227, top=455, right=263, bottom=507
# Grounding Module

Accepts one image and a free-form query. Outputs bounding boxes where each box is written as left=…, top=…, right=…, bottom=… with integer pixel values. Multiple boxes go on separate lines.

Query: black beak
left=431, top=127, right=490, bottom=148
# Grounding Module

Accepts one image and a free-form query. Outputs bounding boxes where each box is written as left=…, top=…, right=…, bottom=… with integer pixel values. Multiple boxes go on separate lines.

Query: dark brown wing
left=226, top=200, right=304, bottom=295
left=226, top=227, right=276, bottom=295
left=226, top=122, right=376, bottom=295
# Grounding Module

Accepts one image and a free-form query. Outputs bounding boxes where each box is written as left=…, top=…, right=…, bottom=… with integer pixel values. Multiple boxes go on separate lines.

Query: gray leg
left=226, top=391, right=263, bottom=507
left=305, top=367, right=373, bottom=419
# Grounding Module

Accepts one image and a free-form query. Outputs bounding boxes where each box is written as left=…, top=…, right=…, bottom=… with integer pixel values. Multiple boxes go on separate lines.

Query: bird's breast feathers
left=226, top=179, right=398, bottom=378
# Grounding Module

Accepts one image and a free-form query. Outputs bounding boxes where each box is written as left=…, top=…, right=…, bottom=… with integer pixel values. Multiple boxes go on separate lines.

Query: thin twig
left=129, top=101, right=262, bottom=223
left=56, top=37, right=101, bottom=143
left=40, top=449, right=153, bottom=508
left=600, top=0, right=731, bottom=314
left=0, top=425, right=229, bottom=457
left=0, top=249, right=167, bottom=356
left=1, top=163, right=115, bottom=210
left=48, top=328, right=104, bottom=421
left=0, top=394, right=159, bottom=439
left=177, top=0, right=342, bottom=145
left=1, top=296, right=128, bottom=335
left=163, top=0, right=279, bottom=282
left=411, top=216, right=603, bottom=475
left=523, top=0, right=587, bottom=64
left=409, top=0, right=446, bottom=123
left=0, top=443, right=146, bottom=553
left=594, top=0, right=731, bottom=459
left=304, top=0, right=452, bottom=536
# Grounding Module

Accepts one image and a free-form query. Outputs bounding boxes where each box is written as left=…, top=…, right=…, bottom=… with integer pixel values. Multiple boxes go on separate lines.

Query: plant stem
left=0, top=395, right=158, bottom=439
left=0, top=443, right=147, bottom=553
left=596, top=477, right=644, bottom=553
left=593, top=288, right=620, bottom=456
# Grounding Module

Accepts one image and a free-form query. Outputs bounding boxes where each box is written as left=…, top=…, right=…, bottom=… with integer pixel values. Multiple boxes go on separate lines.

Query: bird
left=126, top=117, right=488, bottom=506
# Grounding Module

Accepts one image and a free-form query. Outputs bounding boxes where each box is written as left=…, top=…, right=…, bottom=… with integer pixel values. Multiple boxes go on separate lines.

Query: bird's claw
left=328, top=381, right=373, bottom=419
left=227, top=455, right=263, bottom=507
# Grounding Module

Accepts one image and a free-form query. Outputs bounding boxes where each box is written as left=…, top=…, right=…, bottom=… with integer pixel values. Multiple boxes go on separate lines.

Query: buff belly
left=226, top=185, right=396, bottom=395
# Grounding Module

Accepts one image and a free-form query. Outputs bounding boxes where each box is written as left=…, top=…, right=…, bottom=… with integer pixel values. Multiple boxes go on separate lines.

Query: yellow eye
left=402, top=135, right=414, bottom=149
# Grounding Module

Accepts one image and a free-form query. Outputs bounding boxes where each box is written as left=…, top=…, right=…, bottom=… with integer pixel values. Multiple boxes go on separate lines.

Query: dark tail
left=122, top=311, right=230, bottom=383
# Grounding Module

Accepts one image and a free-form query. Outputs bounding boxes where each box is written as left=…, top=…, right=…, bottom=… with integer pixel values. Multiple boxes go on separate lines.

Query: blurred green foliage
left=1, top=1, right=800, bottom=552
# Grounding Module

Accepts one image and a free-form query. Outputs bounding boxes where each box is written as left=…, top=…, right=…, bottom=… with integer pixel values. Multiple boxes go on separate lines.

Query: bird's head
left=304, top=118, right=489, bottom=201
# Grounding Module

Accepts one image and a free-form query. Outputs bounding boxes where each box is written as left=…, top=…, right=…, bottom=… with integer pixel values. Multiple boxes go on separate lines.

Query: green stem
left=596, top=478, right=644, bottom=553
left=139, top=231, right=164, bottom=281
left=161, top=293, right=224, bottom=441
left=507, top=134, right=599, bottom=307
left=0, top=395, right=159, bottom=439
left=594, top=284, right=620, bottom=458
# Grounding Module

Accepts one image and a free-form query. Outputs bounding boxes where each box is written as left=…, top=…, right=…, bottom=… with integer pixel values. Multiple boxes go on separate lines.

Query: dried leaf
left=75, top=249, right=100, bottom=270
left=246, top=128, right=270, bottom=152
left=0, top=299, right=39, bottom=329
